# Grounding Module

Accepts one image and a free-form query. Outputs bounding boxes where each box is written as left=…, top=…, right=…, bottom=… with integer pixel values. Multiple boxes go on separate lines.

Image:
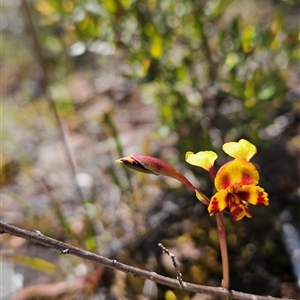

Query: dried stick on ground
left=0, top=221, right=293, bottom=300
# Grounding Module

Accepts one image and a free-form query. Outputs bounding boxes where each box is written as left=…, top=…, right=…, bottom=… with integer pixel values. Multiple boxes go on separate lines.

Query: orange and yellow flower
left=186, top=139, right=269, bottom=221
left=116, top=139, right=269, bottom=221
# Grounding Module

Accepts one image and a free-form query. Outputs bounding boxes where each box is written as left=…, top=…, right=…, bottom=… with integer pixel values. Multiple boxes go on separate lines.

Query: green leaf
left=258, top=85, right=276, bottom=100
left=3, top=254, right=57, bottom=274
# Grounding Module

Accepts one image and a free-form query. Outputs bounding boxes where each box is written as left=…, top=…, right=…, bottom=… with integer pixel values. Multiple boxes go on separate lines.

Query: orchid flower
left=186, top=139, right=269, bottom=221
left=116, top=139, right=269, bottom=289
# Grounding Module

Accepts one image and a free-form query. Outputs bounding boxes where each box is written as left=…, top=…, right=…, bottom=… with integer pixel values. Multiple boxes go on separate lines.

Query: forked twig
left=158, top=243, right=186, bottom=289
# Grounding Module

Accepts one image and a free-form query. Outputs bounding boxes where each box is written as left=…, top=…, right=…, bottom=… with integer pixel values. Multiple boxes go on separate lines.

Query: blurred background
left=1, top=0, right=299, bottom=299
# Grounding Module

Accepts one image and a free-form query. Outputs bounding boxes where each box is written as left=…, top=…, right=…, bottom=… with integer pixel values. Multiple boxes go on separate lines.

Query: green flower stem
left=215, top=212, right=229, bottom=290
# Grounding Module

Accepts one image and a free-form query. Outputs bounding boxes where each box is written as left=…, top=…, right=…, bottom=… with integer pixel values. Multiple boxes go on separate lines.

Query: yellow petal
left=185, top=151, right=218, bottom=171
left=208, top=190, right=228, bottom=215
left=214, top=159, right=259, bottom=191
left=195, top=189, right=210, bottom=205
left=222, top=139, right=257, bottom=161
left=240, top=185, right=269, bottom=206
left=195, top=189, right=204, bottom=202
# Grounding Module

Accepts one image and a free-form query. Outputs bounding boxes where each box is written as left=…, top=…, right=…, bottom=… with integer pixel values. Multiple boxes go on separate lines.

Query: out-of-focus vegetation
left=11, top=0, right=299, bottom=146
left=1, top=0, right=299, bottom=299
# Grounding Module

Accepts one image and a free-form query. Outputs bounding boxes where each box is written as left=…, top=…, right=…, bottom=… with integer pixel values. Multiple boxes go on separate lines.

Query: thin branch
left=0, top=221, right=293, bottom=300
left=158, top=243, right=186, bottom=289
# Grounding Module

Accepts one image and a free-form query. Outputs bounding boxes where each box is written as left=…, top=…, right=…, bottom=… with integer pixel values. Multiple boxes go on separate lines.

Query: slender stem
left=215, top=213, right=229, bottom=290
left=21, top=0, right=84, bottom=203
left=207, top=167, right=229, bottom=289
left=103, top=112, right=134, bottom=194
left=21, top=0, right=98, bottom=251
left=208, top=166, right=216, bottom=181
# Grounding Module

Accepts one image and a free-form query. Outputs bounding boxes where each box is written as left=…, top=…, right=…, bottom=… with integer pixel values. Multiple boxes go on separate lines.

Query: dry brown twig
left=0, top=221, right=294, bottom=300
left=158, top=243, right=186, bottom=289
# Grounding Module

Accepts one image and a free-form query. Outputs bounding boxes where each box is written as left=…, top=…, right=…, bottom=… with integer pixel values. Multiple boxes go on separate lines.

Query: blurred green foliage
left=27, top=0, right=299, bottom=153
